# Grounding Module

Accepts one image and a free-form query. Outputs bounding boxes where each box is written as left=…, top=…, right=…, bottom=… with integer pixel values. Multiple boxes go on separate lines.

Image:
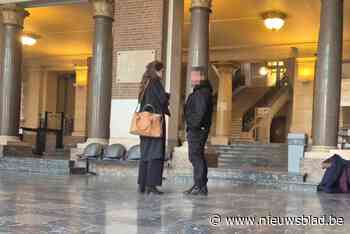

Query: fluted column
left=165, top=0, right=184, bottom=150
left=312, top=0, right=343, bottom=151
left=72, top=66, right=88, bottom=137
left=0, top=5, right=29, bottom=144
left=186, top=0, right=212, bottom=95
left=87, top=0, right=113, bottom=144
left=22, top=65, right=43, bottom=129
left=211, top=62, right=235, bottom=145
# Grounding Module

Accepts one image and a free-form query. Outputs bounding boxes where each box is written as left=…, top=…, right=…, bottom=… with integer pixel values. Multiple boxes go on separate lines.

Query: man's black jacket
left=184, top=80, right=213, bottom=131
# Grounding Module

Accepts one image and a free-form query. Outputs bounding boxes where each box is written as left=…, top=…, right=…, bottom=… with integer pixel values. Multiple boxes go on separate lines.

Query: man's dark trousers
left=187, top=129, right=209, bottom=188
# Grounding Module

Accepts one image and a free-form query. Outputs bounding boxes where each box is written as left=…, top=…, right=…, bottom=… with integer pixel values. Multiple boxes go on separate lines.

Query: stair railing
left=242, top=75, right=290, bottom=132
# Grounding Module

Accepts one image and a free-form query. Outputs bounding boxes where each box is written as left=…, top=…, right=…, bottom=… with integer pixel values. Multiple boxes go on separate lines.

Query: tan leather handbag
left=129, top=104, right=163, bottom=138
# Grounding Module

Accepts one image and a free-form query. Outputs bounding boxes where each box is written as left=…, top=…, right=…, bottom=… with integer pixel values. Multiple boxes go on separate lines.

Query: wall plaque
left=341, top=79, right=350, bottom=107
left=116, top=50, right=156, bottom=83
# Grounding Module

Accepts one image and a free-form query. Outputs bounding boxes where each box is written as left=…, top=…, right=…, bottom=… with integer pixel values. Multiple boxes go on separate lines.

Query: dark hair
left=192, top=67, right=206, bottom=77
left=138, top=61, right=164, bottom=101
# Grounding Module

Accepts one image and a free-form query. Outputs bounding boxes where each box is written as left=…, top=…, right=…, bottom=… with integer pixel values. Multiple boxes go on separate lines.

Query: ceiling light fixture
left=21, top=33, right=40, bottom=46
left=261, top=11, right=287, bottom=31
left=259, top=66, right=269, bottom=76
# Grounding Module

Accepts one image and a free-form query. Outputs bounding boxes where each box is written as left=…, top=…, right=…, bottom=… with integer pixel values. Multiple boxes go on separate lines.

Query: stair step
left=207, top=169, right=300, bottom=185
left=218, top=154, right=287, bottom=159
left=0, top=157, right=70, bottom=175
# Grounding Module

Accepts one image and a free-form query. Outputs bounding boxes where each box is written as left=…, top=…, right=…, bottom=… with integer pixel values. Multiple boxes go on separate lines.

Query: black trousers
left=138, top=159, right=164, bottom=188
left=187, top=130, right=209, bottom=188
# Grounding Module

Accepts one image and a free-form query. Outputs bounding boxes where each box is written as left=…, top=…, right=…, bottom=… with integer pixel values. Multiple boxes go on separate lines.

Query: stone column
left=86, top=0, right=113, bottom=145
left=165, top=0, right=184, bottom=151
left=312, top=0, right=343, bottom=151
left=0, top=5, right=29, bottom=145
left=72, top=66, right=88, bottom=137
left=211, top=62, right=235, bottom=145
left=185, top=0, right=212, bottom=95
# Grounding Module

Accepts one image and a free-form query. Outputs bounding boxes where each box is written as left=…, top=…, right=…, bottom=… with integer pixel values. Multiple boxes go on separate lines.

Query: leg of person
left=137, top=160, right=148, bottom=193
left=184, top=133, right=204, bottom=195
left=199, top=133, right=209, bottom=194
left=200, top=151, right=208, bottom=195
left=145, top=159, right=164, bottom=195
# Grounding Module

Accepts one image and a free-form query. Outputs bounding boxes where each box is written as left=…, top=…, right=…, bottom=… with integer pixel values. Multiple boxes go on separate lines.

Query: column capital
left=191, top=0, right=212, bottom=9
left=89, top=0, right=114, bottom=19
left=0, top=4, right=29, bottom=28
left=212, top=61, right=238, bottom=75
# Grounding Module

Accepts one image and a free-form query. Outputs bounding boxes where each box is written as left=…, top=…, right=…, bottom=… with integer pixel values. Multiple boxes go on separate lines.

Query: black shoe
left=183, top=185, right=196, bottom=195
left=184, top=185, right=201, bottom=195
left=138, top=185, right=146, bottom=194
left=146, top=186, right=164, bottom=195
left=199, top=185, right=208, bottom=196
left=184, top=185, right=208, bottom=196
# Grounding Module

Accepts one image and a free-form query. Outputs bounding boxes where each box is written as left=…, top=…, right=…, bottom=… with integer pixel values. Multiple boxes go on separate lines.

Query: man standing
left=184, top=69, right=213, bottom=196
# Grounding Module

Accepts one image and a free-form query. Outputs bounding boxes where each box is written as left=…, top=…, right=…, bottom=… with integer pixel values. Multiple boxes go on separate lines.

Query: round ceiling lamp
left=259, top=66, right=269, bottom=76
left=261, top=11, right=287, bottom=31
left=21, top=33, right=40, bottom=46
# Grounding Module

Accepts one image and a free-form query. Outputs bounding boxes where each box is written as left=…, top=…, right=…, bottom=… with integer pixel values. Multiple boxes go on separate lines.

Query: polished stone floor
left=0, top=172, right=349, bottom=234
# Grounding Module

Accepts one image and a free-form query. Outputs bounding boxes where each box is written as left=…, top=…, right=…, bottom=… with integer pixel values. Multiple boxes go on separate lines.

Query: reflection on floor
left=0, top=172, right=349, bottom=234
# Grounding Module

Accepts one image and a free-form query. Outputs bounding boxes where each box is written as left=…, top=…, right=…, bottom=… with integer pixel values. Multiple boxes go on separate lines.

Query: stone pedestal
left=0, top=136, right=20, bottom=145
left=288, top=133, right=306, bottom=173
left=171, top=142, right=192, bottom=170
left=301, top=151, right=333, bottom=184
left=301, top=147, right=350, bottom=184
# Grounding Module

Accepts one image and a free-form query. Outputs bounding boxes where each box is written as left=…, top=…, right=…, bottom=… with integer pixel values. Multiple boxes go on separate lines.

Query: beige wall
left=290, top=58, right=315, bottom=138
left=290, top=59, right=350, bottom=141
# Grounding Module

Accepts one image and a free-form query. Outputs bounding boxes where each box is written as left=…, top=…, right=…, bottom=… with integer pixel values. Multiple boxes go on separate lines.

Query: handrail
left=232, top=68, right=245, bottom=93
left=242, top=75, right=289, bottom=132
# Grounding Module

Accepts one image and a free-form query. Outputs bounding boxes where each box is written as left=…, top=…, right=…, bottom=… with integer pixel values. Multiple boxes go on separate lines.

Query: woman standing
left=137, top=61, right=170, bottom=195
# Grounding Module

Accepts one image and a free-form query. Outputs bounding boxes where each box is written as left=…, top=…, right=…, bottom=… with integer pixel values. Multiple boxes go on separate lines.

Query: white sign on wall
left=341, top=79, right=350, bottom=107
left=110, top=99, right=139, bottom=139
left=116, top=50, right=156, bottom=83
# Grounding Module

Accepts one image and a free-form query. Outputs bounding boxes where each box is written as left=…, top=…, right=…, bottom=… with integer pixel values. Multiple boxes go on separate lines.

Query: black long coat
left=139, top=78, right=170, bottom=161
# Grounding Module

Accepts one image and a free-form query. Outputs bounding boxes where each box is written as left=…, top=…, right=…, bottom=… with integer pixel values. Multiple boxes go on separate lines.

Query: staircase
left=230, top=87, right=270, bottom=141
left=215, top=143, right=288, bottom=172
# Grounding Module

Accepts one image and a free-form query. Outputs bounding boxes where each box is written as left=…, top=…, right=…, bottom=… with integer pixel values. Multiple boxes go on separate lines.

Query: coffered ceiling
left=23, top=2, right=93, bottom=58
left=18, top=0, right=350, bottom=59
left=184, top=0, right=350, bottom=51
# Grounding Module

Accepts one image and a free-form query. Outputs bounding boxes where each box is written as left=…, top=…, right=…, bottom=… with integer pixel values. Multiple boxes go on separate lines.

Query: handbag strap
left=142, top=104, right=156, bottom=113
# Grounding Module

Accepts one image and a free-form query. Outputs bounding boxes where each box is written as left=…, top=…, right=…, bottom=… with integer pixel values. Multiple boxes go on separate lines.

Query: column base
left=76, top=137, right=109, bottom=149
left=109, top=137, right=139, bottom=150
left=0, top=136, right=20, bottom=146
left=71, top=131, right=86, bottom=137
left=311, top=145, right=337, bottom=152
left=301, top=147, right=336, bottom=184
left=211, top=136, right=230, bottom=145
left=170, top=142, right=192, bottom=170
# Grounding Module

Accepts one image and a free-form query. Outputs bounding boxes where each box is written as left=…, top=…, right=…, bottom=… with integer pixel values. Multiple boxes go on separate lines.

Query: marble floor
left=0, top=172, right=349, bottom=234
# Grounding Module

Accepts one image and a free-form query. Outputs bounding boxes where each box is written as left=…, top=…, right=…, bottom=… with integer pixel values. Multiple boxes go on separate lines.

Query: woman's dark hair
left=138, top=60, right=164, bottom=102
